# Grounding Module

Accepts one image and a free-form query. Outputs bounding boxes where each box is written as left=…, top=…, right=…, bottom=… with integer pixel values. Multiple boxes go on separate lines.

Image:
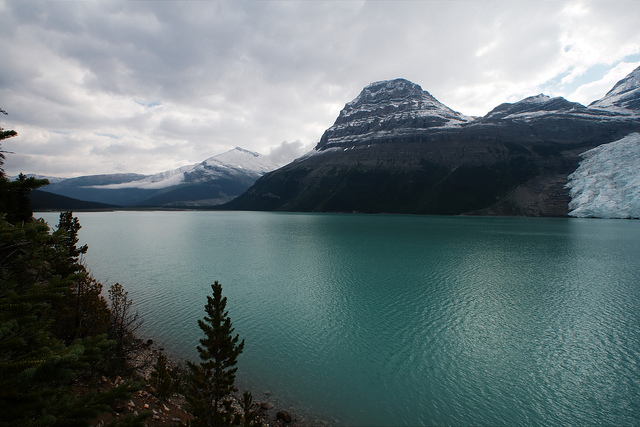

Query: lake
left=38, top=211, right=640, bottom=426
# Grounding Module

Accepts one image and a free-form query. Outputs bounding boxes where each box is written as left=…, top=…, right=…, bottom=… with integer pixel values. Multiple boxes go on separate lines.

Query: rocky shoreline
left=105, top=338, right=313, bottom=427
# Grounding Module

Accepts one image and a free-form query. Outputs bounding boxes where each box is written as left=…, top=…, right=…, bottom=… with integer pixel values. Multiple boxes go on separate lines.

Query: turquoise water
left=38, top=211, right=640, bottom=426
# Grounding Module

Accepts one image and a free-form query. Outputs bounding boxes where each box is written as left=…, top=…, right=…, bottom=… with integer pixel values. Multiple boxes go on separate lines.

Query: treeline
left=1, top=112, right=262, bottom=426
left=1, top=110, right=151, bottom=425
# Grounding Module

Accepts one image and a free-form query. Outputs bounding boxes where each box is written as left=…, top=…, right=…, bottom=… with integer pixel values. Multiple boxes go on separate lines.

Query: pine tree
left=240, top=391, right=261, bottom=427
left=51, top=212, right=110, bottom=342
left=0, top=109, right=48, bottom=224
left=0, top=215, right=143, bottom=426
left=107, top=282, right=142, bottom=368
left=0, top=108, right=17, bottom=174
left=0, top=117, right=146, bottom=425
left=149, top=353, right=177, bottom=401
left=186, top=281, right=245, bottom=427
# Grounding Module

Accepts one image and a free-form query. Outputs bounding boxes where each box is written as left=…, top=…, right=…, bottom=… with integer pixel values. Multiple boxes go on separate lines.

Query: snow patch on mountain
left=480, top=94, right=630, bottom=123
left=340, top=79, right=473, bottom=125
left=567, top=133, right=640, bottom=219
left=318, top=78, right=473, bottom=149
left=589, top=65, right=640, bottom=112
left=92, top=147, right=278, bottom=190
left=200, top=147, right=276, bottom=174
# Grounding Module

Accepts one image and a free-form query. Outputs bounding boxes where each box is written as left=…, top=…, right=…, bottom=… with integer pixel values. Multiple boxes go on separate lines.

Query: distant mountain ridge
left=39, top=147, right=279, bottom=207
left=226, top=66, right=640, bottom=217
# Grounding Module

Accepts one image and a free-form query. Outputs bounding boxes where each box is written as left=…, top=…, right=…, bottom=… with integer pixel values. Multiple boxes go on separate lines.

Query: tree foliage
left=149, top=353, right=182, bottom=401
left=107, top=282, right=143, bottom=369
left=240, top=390, right=261, bottom=427
left=186, top=281, right=245, bottom=427
left=0, top=109, right=48, bottom=223
left=0, top=116, right=147, bottom=425
left=0, top=213, right=146, bottom=426
left=0, top=108, right=17, bottom=173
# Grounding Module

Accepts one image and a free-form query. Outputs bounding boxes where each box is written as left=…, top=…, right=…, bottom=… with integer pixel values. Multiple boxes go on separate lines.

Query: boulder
left=276, top=410, right=292, bottom=423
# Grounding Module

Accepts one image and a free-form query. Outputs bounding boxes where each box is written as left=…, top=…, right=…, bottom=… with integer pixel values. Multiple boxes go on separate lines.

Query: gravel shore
left=108, top=339, right=315, bottom=427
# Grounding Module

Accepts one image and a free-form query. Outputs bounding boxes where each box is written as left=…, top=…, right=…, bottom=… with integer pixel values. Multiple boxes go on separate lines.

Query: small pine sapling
left=186, top=281, right=245, bottom=427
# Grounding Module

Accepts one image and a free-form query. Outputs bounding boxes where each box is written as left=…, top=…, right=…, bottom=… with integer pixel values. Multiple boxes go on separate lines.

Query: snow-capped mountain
left=317, top=79, right=473, bottom=150
left=227, top=70, right=640, bottom=217
left=590, top=65, right=640, bottom=112
left=39, top=147, right=280, bottom=207
left=93, top=147, right=276, bottom=191
left=567, top=133, right=640, bottom=219
left=479, top=94, right=622, bottom=122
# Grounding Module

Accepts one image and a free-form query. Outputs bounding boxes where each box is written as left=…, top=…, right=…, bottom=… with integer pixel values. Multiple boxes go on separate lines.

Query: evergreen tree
left=186, top=281, right=245, bottom=427
left=0, top=124, right=145, bottom=425
left=0, top=109, right=48, bottom=224
left=0, top=215, right=143, bottom=426
left=149, top=353, right=178, bottom=401
left=240, top=391, right=261, bottom=427
left=107, top=282, right=143, bottom=369
left=55, top=211, right=89, bottom=269
left=0, top=108, right=17, bottom=174
left=51, top=212, right=110, bottom=342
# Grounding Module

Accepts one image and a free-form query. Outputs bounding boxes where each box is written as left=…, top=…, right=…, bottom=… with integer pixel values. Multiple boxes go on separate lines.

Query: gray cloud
left=1, top=0, right=639, bottom=177
left=265, top=140, right=313, bottom=166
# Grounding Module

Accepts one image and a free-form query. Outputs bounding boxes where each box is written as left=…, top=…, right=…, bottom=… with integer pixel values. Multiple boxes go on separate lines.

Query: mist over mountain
left=38, top=147, right=279, bottom=208
left=226, top=67, right=640, bottom=217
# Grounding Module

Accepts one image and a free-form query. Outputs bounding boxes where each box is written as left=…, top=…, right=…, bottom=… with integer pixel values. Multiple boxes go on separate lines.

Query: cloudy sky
left=1, top=0, right=639, bottom=178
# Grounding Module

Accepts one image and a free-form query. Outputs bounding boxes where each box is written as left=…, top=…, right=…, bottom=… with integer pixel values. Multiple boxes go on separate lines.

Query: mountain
left=30, top=190, right=119, bottom=211
left=589, top=66, right=640, bottom=111
left=317, top=79, right=473, bottom=150
left=39, top=147, right=279, bottom=208
left=225, top=68, right=640, bottom=216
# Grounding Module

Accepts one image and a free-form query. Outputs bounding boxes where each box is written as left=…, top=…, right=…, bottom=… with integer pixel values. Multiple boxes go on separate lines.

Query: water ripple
left=37, top=211, right=640, bottom=426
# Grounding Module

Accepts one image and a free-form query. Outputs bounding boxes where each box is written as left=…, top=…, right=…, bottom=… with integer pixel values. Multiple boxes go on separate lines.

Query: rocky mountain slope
left=590, top=66, right=640, bottom=111
left=226, top=69, right=640, bottom=216
left=39, top=147, right=279, bottom=207
left=317, top=79, right=473, bottom=150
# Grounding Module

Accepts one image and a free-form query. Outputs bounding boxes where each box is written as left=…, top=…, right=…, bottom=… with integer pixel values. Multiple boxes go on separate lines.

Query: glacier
left=567, top=133, right=640, bottom=219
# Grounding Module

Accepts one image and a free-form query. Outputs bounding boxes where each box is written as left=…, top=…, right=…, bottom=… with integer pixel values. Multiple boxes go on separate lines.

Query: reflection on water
left=38, top=212, right=640, bottom=426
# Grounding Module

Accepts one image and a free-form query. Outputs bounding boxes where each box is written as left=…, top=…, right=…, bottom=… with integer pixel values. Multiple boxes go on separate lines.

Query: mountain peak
left=201, top=147, right=277, bottom=173
left=231, top=146, right=261, bottom=157
left=316, top=78, right=472, bottom=150
left=522, top=94, right=551, bottom=102
left=590, top=65, right=640, bottom=111
left=482, top=94, right=586, bottom=121
left=351, top=78, right=429, bottom=104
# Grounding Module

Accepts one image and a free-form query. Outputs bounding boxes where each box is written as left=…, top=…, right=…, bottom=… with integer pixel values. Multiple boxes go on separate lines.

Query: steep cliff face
left=228, top=67, right=640, bottom=216
left=590, top=66, right=640, bottom=111
left=317, top=79, right=472, bottom=150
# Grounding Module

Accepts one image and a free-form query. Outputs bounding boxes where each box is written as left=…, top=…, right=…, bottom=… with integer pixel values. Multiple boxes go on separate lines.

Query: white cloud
left=1, top=0, right=639, bottom=177
left=569, top=61, right=640, bottom=106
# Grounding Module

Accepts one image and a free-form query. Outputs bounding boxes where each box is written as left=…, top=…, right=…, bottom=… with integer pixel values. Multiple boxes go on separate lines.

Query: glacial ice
left=567, top=133, right=640, bottom=219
